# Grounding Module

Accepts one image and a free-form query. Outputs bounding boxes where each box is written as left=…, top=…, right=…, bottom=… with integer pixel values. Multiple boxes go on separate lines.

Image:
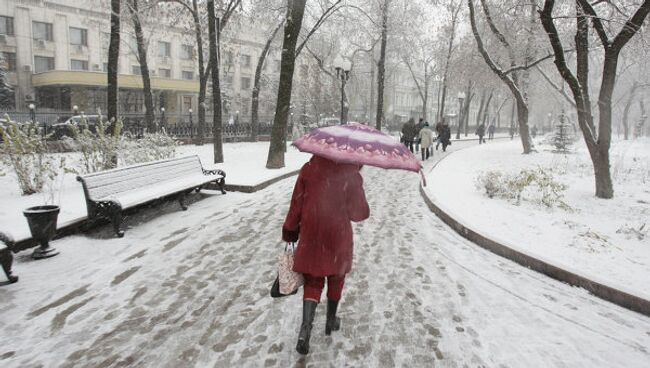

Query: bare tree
left=539, top=0, right=650, bottom=198
left=251, top=18, right=285, bottom=141
left=127, top=0, right=155, bottom=132
left=467, top=0, right=552, bottom=153
left=437, top=0, right=462, bottom=123
left=266, top=0, right=344, bottom=169
left=107, top=0, right=121, bottom=127
left=375, top=0, right=391, bottom=130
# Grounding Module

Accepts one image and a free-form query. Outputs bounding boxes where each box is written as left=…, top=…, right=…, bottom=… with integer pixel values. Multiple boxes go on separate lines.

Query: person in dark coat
left=283, top=155, right=370, bottom=355
left=401, top=118, right=417, bottom=153
left=476, top=123, right=486, bottom=144
left=488, top=124, right=496, bottom=140
left=440, top=122, right=452, bottom=152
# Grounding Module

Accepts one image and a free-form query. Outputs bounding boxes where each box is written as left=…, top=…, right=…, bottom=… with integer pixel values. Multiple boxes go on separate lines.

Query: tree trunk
left=251, top=20, right=283, bottom=141
left=193, top=0, right=207, bottom=146
left=369, top=51, right=375, bottom=123
left=207, top=0, right=223, bottom=163
left=107, top=0, right=121, bottom=126
left=482, top=91, right=493, bottom=125
left=621, top=82, right=638, bottom=140
left=422, top=70, right=429, bottom=122
left=515, top=96, right=532, bottom=150
left=129, top=0, right=155, bottom=133
left=375, top=0, right=389, bottom=130
left=463, top=83, right=472, bottom=136
left=266, top=0, right=306, bottom=169
left=341, top=79, right=349, bottom=124
left=475, top=90, right=486, bottom=129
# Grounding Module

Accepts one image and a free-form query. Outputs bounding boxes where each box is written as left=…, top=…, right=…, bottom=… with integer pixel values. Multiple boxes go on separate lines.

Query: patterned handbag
left=270, top=243, right=304, bottom=298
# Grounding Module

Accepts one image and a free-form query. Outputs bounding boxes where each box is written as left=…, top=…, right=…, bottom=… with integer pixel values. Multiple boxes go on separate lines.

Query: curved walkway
left=0, top=141, right=649, bottom=367
left=420, top=143, right=650, bottom=318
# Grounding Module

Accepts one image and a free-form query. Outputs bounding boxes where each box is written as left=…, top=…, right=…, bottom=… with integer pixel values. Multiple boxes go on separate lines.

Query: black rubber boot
left=296, top=300, right=317, bottom=355
left=325, top=300, right=341, bottom=335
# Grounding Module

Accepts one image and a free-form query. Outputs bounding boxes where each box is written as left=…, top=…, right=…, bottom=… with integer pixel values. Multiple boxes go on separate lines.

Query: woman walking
left=282, top=155, right=370, bottom=355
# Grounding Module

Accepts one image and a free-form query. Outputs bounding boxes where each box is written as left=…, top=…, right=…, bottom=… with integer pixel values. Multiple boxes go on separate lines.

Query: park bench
left=77, top=155, right=226, bottom=237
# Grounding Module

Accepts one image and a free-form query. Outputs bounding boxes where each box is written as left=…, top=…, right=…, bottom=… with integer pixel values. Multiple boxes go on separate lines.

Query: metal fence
left=1, top=110, right=289, bottom=142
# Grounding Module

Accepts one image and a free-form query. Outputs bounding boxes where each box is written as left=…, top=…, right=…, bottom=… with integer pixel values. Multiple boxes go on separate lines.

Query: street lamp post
left=160, top=107, right=166, bottom=132
left=456, top=92, right=465, bottom=139
left=73, top=105, right=79, bottom=115
left=334, top=57, right=352, bottom=125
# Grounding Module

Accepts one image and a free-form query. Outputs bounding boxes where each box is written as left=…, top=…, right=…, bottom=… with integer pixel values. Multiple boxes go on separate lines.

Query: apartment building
left=0, top=0, right=282, bottom=120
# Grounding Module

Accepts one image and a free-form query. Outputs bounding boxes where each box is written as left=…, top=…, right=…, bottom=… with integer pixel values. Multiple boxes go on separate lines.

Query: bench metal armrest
left=203, top=168, right=226, bottom=178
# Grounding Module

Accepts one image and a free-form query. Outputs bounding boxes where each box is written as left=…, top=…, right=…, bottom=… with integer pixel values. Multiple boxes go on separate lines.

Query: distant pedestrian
left=476, top=123, right=486, bottom=144
left=440, top=122, right=452, bottom=152
left=418, top=122, right=434, bottom=160
left=415, top=118, right=424, bottom=151
left=435, top=121, right=444, bottom=150
left=401, top=118, right=417, bottom=153
left=488, top=124, right=496, bottom=140
left=509, top=125, right=515, bottom=140
left=283, top=155, right=370, bottom=355
left=531, top=125, right=538, bottom=138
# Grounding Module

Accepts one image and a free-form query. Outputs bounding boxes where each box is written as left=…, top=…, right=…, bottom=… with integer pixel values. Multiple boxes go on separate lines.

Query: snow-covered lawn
left=0, top=142, right=310, bottom=243
left=425, top=137, right=650, bottom=300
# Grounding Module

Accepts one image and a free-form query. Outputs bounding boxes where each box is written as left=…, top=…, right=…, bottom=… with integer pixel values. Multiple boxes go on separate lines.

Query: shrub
left=476, top=167, right=570, bottom=209
left=0, top=119, right=58, bottom=195
left=69, top=116, right=122, bottom=174
left=120, top=131, right=178, bottom=166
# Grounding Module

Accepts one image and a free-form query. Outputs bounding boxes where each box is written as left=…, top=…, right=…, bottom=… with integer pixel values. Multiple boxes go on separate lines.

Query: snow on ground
left=0, top=142, right=310, bottom=243
left=1, top=140, right=649, bottom=367
left=425, top=137, right=650, bottom=300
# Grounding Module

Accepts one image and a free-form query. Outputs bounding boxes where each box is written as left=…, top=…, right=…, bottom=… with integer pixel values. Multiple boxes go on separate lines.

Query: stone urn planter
left=23, top=205, right=60, bottom=259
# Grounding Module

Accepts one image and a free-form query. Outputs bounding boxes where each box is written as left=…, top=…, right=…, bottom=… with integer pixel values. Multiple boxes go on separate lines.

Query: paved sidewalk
left=1, top=142, right=649, bottom=367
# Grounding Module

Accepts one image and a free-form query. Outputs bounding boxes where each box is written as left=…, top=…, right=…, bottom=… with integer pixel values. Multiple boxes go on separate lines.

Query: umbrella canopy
left=292, top=122, right=421, bottom=172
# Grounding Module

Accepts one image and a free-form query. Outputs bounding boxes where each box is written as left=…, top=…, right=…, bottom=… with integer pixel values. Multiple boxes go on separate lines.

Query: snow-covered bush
left=476, top=167, right=570, bottom=209
left=69, top=117, right=122, bottom=174
left=120, top=131, right=177, bottom=166
left=0, top=119, right=59, bottom=195
left=616, top=223, right=647, bottom=241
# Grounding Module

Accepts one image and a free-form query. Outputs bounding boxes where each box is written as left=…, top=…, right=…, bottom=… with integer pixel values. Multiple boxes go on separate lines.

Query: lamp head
left=188, top=108, right=192, bottom=113
left=161, top=107, right=165, bottom=112
left=28, top=103, right=35, bottom=110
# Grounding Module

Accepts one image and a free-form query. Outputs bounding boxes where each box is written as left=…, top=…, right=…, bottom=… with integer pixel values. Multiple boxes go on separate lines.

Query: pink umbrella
left=292, top=122, right=423, bottom=174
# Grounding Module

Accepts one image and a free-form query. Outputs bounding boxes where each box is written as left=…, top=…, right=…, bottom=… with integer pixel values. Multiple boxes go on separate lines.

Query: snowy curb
left=221, top=169, right=300, bottom=193
left=419, top=150, right=650, bottom=318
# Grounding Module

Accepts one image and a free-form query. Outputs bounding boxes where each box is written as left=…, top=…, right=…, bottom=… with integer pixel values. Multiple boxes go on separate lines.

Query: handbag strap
left=284, top=242, right=296, bottom=252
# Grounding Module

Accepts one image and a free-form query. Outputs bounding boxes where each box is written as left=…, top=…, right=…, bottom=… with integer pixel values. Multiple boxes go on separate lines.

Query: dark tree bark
left=193, top=0, right=208, bottom=146
left=251, top=19, right=284, bottom=141
left=107, top=0, right=121, bottom=127
left=540, top=0, right=650, bottom=198
left=375, top=0, right=390, bottom=130
left=475, top=90, right=486, bottom=129
left=266, top=0, right=306, bottom=169
left=128, top=0, right=155, bottom=132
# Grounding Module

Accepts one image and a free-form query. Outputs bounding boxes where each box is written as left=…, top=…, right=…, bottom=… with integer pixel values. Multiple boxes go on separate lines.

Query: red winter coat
left=282, top=155, right=370, bottom=276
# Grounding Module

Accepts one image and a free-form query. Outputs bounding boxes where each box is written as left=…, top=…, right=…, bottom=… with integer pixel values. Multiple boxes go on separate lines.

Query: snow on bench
left=77, top=155, right=226, bottom=237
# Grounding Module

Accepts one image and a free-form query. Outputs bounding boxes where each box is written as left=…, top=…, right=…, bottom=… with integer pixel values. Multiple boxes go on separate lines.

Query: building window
left=0, top=16, right=14, bottom=36
left=70, top=27, right=88, bottom=46
left=158, top=41, right=171, bottom=58
left=182, top=71, right=194, bottom=80
left=33, top=21, right=53, bottom=41
left=71, top=59, right=88, bottom=71
left=132, top=65, right=142, bottom=75
left=103, top=63, right=108, bottom=72
left=241, top=54, right=251, bottom=68
left=34, top=56, right=55, bottom=73
left=224, top=74, right=233, bottom=85
left=1, top=52, right=16, bottom=71
left=183, top=96, right=192, bottom=112
left=224, top=51, right=233, bottom=65
left=241, top=76, right=251, bottom=90
left=158, top=68, right=171, bottom=78
left=180, top=44, right=193, bottom=60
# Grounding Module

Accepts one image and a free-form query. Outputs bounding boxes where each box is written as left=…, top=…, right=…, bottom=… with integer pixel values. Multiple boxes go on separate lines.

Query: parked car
left=318, top=118, right=340, bottom=127
left=50, top=115, right=109, bottom=140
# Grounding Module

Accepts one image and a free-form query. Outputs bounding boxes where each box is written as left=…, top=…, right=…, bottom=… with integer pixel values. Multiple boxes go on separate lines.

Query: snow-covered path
left=1, top=142, right=650, bottom=367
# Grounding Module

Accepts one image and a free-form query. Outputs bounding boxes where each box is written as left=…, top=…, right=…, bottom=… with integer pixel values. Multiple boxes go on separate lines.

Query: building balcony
left=31, top=70, right=199, bottom=93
